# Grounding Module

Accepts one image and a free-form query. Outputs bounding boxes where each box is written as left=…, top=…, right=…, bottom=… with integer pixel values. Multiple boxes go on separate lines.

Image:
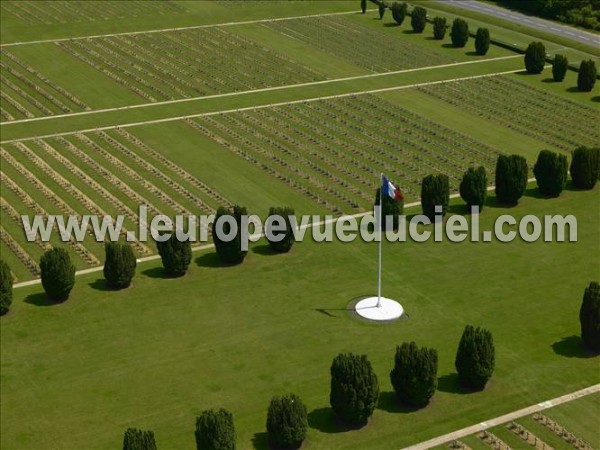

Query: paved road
left=402, top=383, right=600, bottom=450
left=438, top=0, right=600, bottom=49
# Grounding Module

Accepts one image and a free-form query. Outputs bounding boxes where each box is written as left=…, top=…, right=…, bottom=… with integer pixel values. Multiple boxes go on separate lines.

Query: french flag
left=382, top=175, right=403, bottom=201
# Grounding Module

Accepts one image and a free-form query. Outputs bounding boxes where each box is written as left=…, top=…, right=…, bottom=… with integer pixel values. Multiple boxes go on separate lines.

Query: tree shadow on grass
left=24, top=292, right=59, bottom=307
left=141, top=267, right=168, bottom=279
left=564, top=180, right=586, bottom=192
left=383, top=22, right=400, bottom=27
left=307, top=407, right=365, bottom=434
left=441, top=43, right=454, bottom=48
left=436, top=373, right=475, bottom=395
left=542, top=78, right=556, bottom=83
left=551, top=336, right=597, bottom=358
left=566, top=86, right=580, bottom=93
left=88, top=278, right=112, bottom=291
left=252, top=244, right=275, bottom=256
left=195, top=252, right=240, bottom=268
left=402, top=29, right=418, bottom=34
left=592, top=96, right=600, bottom=103
left=377, top=391, right=427, bottom=414
left=251, top=432, right=269, bottom=450
left=484, top=195, right=516, bottom=210
left=524, top=186, right=551, bottom=199
left=465, top=51, right=480, bottom=56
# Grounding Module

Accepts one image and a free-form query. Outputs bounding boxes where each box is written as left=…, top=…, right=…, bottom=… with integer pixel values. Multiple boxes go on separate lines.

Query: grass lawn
left=2, top=186, right=598, bottom=449
left=1, top=1, right=599, bottom=448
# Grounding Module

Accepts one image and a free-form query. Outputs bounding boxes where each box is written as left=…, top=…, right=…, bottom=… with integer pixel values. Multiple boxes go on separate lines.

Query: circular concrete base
left=354, top=297, right=404, bottom=321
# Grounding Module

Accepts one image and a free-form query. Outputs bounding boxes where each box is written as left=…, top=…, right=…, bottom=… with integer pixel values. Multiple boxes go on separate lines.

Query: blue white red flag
left=382, top=175, right=403, bottom=201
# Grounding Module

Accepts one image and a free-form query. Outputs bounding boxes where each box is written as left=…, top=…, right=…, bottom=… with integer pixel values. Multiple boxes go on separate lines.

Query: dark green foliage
left=432, top=17, right=447, bottom=40
left=40, top=248, right=75, bottom=302
left=450, top=18, right=469, bottom=48
left=570, top=146, right=600, bottom=190
left=378, top=1, right=386, bottom=19
left=212, top=205, right=248, bottom=265
left=474, top=28, right=490, bottom=55
left=524, top=41, right=546, bottom=74
left=410, top=6, right=427, bottom=33
left=156, top=233, right=192, bottom=277
left=455, top=325, right=495, bottom=389
left=375, top=185, right=404, bottom=230
left=122, top=428, right=157, bottom=450
left=266, top=207, right=296, bottom=253
left=103, top=242, right=136, bottom=289
left=580, top=282, right=600, bottom=351
left=330, top=353, right=379, bottom=425
left=552, top=54, right=568, bottom=82
left=266, top=393, right=308, bottom=449
left=391, top=2, right=407, bottom=25
left=459, top=166, right=487, bottom=211
left=389, top=342, right=438, bottom=406
left=533, top=150, right=568, bottom=197
left=195, top=409, right=236, bottom=450
left=494, top=154, right=529, bottom=205
left=361, top=0, right=366, bottom=14
left=0, top=260, right=13, bottom=315
left=577, top=59, right=597, bottom=92
left=490, top=0, right=599, bottom=31
left=420, top=174, right=450, bottom=220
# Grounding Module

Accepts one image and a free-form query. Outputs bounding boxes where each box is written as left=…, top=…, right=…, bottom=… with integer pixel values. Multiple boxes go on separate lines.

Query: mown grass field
left=1, top=189, right=599, bottom=449
left=1, top=1, right=599, bottom=449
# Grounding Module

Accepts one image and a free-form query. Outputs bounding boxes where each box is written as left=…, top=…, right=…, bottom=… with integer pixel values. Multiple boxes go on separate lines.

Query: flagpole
left=377, top=172, right=383, bottom=308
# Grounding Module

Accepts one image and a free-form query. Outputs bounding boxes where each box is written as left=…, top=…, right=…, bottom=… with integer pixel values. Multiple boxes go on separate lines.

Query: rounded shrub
left=580, top=282, right=600, bottom=352
left=474, top=28, right=490, bottom=55
left=391, top=2, right=407, bottom=25
left=266, top=206, right=296, bottom=253
left=103, top=242, right=136, bottom=289
left=213, top=205, right=248, bottom=265
left=421, top=173, right=450, bottom=220
left=552, top=54, right=569, bottom=82
left=459, top=166, right=487, bottom=211
left=266, top=393, right=308, bottom=449
left=570, top=146, right=600, bottom=190
left=533, top=150, right=568, bottom=197
left=450, top=18, right=469, bottom=48
left=577, top=59, right=597, bottom=92
left=122, top=428, right=157, bottom=450
left=195, top=408, right=236, bottom=450
left=524, top=41, right=546, bottom=74
left=0, top=260, right=13, bottom=316
left=494, top=154, right=529, bottom=205
left=40, top=248, right=75, bottom=302
left=330, top=353, right=379, bottom=425
left=156, top=232, right=192, bottom=276
left=455, top=325, right=495, bottom=390
left=375, top=184, right=404, bottom=231
left=432, top=17, right=447, bottom=40
left=410, top=6, right=427, bottom=33
left=390, top=341, right=438, bottom=406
